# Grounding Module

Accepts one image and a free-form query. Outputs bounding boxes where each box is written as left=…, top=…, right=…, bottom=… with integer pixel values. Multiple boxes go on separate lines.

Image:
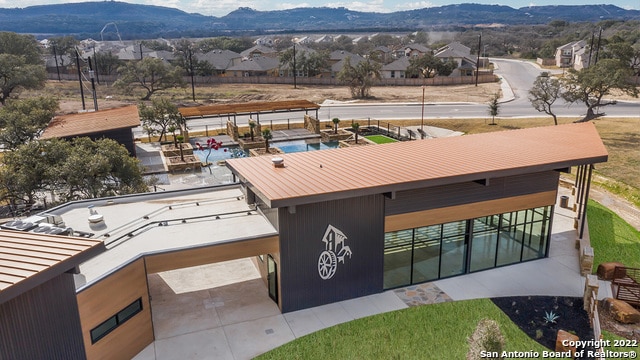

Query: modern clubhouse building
left=0, top=122, right=607, bottom=359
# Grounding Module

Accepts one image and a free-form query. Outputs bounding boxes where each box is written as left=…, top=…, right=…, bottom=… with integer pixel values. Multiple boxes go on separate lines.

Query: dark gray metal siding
left=0, top=273, right=86, bottom=360
left=385, top=171, right=560, bottom=216
left=278, top=194, right=385, bottom=312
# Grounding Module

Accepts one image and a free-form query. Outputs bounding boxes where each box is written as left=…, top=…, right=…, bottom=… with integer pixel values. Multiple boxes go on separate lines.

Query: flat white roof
left=48, top=186, right=277, bottom=288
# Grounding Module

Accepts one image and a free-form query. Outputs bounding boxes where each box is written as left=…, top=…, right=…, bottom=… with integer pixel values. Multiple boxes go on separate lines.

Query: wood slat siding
left=278, top=195, right=385, bottom=312
left=385, top=171, right=560, bottom=216
left=77, top=259, right=153, bottom=360
left=0, top=273, right=86, bottom=359
left=144, top=235, right=279, bottom=274
left=385, top=190, right=557, bottom=232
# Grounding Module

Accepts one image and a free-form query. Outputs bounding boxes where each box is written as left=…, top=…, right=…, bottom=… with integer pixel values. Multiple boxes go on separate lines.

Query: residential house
left=371, top=46, right=393, bottom=64
left=227, top=57, right=280, bottom=77
left=555, top=40, right=587, bottom=69
left=404, top=44, right=431, bottom=58
left=331, top=54, right=367, bottom=78
left=197, top=49, right=242, bottom=75
left=381, top=56, right=411, bottom=79
left=434, top=42, right=476, bottom=77
left=315, top=35, right=334, bottom=44
left=240, top=45, right=278, bottom=59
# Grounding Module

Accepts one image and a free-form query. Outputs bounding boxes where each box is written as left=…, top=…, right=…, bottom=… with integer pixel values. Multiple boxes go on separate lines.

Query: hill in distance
left=0, top=1, right=638, bottom=39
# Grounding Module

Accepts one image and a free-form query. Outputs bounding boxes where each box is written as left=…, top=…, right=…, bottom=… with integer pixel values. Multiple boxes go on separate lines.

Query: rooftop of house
left=41, top=105, right=141, bottom=139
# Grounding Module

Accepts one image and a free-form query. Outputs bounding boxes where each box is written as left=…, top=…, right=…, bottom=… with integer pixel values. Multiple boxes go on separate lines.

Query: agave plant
left=543, top=311, right=559, bottom=324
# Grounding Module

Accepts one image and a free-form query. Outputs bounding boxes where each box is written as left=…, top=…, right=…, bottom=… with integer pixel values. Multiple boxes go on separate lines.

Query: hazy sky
left=0, top=0, right=637, bottom=18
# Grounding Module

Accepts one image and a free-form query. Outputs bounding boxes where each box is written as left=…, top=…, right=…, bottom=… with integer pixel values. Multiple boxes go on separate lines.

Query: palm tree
left=351, top=122, right=360, bottom=144
left=176, top=135, right=185, bottom=161
left=248, top=120, right=257, bottom=141
left=332, top=118, right=340, bottom=134
left=262, top=128, right=273, bottom=153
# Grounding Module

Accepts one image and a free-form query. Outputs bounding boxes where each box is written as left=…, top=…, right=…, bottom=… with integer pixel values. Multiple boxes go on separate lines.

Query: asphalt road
left=134, top=58, right=639, bottom=137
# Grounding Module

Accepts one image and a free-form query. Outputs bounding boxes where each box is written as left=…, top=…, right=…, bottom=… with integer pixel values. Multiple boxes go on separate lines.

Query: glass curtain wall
left=383, top=206, right=552, bottom=290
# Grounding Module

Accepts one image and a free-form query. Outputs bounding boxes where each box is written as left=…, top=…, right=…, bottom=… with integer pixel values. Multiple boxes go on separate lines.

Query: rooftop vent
left=272, top=157, right=284, bottom=168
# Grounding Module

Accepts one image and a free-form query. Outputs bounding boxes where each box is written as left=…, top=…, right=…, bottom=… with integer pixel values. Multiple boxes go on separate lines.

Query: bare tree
left=529, top=75, right=561, bottom=125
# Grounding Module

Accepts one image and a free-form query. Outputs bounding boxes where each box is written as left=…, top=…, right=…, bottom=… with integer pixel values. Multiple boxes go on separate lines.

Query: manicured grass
left=587, top=199, right=640, bottom=269
left=257, top=298, right=551, bottom=360
left=365, top=135, right=398, bottom=144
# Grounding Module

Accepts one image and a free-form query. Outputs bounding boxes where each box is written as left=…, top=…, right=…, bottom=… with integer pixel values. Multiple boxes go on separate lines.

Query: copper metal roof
left=178, top=100, right=320, bottom=118
left=40, top=105, right=141, bottom=139
left=0, top=231, right=104, bottom=303
left=227, top=123, right=608, bottom=208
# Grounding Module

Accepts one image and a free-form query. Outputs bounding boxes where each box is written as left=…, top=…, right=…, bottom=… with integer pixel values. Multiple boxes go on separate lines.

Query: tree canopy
left=407, top=54, right=457, bottom=78
left=0, top=32, right=47, bottom=104
left=0, top=32, right=42, bottom=65
left=138, top=97, right=183, bottom=141
left=528, top=75, right=561, bottom=125
left=114, top=57, right=186, bottom=100
left=337, top=56, right=382, bottom=99
left=0, top=137, right=148, bottom=205
left=561, top=58, right=638, bottom=121
left=0, top=97, right=58, bottom=149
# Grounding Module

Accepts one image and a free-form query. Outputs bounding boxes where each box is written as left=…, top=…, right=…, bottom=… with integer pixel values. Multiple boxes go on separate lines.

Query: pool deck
left=138, top=127, right=461, bottom=191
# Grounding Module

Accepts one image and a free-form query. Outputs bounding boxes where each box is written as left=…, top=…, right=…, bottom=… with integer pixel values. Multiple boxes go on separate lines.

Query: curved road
left=136, top=58, right=639, bottom=136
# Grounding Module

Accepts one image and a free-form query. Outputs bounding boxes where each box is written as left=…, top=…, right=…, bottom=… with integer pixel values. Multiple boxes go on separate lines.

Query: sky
left=0, top=0, right=637, bottom=18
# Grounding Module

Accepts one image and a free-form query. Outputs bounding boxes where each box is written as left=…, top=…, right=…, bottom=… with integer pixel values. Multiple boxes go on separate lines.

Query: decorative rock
left=597, top=262, right=625, bottom=280
left=603, top=298, right=640, bottom=324
left=556, top=330, right=579, bottom=354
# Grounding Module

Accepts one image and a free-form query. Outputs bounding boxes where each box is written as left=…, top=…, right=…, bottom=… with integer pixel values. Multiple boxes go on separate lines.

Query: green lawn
left=587, top=199, right=640, bottom=269
left=257, top=299, right=551, bottom=360
left=365, top=135, right=398, bottom=144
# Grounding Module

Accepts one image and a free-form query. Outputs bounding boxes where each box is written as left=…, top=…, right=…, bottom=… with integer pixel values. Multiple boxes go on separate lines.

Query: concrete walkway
left=133, top=187, right=598, bottom=360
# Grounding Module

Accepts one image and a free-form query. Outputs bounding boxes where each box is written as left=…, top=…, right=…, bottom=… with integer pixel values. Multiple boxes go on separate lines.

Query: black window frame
left=90, top=298, right=143, bottom=344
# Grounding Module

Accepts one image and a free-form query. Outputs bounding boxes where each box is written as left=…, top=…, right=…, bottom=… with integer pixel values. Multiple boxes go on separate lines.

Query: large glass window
left=384, top=229, right=413, bottom=289
left=440, top=221, right=468, bottom=277
left=383, top=206, right=552, bottom=289
left=412, top=225, right=441, bottom=283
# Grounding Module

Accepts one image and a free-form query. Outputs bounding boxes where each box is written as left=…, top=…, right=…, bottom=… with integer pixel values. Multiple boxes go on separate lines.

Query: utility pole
left=594, top=27, right=603, bottom=65
left=87, top=56, right=98, bottom=111
left=421, top=85, right=425, bottom=137
left=75, top=50, right=86, bottom=111
left=52, top=45, right=61, bottom=81
left=475, top=33, right=481, bottom=87
left=93, top=45, right=100, bottom=84
left=188, top=47, right=196, bottom=102
left=293, top=43, right=297, bottom=89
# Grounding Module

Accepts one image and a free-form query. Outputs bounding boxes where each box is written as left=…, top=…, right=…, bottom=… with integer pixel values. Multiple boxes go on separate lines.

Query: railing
left=587, top=289, right=605, bottom=360
left=612, top=266, right=640, bottom=307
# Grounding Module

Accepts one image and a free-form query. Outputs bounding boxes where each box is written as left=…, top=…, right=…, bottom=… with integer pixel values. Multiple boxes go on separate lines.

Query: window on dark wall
left=90, top=298, right=143, bottom=344
left=383, top=206, right=552, bottom=290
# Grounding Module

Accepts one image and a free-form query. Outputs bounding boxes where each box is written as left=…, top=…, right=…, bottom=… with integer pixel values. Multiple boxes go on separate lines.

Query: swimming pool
left=192, top=139, right=339, bottom=163
left=274, top=140, right=339, bottom=153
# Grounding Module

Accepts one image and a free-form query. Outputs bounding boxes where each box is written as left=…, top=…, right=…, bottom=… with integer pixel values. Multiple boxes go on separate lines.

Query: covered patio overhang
left=178, top=100, right=321, bottom=126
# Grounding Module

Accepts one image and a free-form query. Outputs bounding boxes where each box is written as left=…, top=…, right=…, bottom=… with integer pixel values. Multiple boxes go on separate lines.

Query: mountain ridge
left=0, top=2, right=638, bottom=38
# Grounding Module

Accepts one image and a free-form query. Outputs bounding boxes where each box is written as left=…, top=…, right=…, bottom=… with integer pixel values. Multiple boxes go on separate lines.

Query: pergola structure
left=178, top=100, right=320, bottom=125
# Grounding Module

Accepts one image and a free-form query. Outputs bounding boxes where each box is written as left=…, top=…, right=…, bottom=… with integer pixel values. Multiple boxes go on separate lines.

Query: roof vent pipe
left=272, top=157, right=284, bottom=168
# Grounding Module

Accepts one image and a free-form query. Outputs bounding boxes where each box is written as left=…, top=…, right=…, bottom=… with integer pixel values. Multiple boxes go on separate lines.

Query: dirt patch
left=598, top=300, right=640, bottom=342
left=26, top=80, right=501, bottom=116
